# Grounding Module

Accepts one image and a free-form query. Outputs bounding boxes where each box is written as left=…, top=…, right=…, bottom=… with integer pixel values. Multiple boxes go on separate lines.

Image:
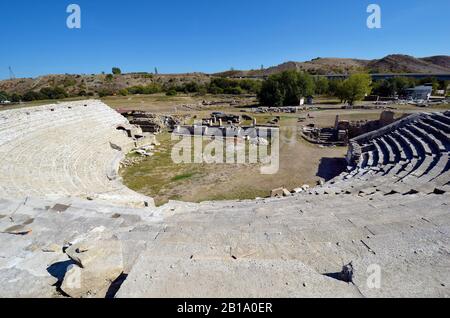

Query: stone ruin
left=202, top=112, right=242, bottom=126
left=0, top=100, right=448, bottom=298
left=302, top=111, right=399, bottom=146
left=347, top=110, right=398, bottom=138
left=175, top=112, right=274, bottom=144
left=120, top=110, right=183, bottom=133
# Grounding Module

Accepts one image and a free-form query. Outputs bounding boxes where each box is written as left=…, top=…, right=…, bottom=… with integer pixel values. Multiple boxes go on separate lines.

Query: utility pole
left=9, top=66, right=16, bottom=80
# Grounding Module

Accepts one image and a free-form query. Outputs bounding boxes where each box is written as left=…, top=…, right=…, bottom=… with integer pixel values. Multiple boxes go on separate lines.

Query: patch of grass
left=200, top=188, right=268, bottom=202
left=429, top=103, right=450, bottom=110
left=126, top=152, right=142, bottom=158
left=171, top=172, right=196, bottom=182
left=120, top=110, right=350, bottom=206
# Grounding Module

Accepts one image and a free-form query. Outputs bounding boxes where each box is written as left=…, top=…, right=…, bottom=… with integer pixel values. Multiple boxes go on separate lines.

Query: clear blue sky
left=0, top=0, right=449, bottom=79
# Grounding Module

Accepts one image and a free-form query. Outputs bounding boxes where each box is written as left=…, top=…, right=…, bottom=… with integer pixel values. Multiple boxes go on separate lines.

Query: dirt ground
left=117, top=98, right=450, bottom=205
left=120, top=116, right=348, bottom=205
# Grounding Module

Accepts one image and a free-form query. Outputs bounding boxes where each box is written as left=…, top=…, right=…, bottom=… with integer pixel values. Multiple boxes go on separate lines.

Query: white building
left=405, top=85, right=433, bottom=101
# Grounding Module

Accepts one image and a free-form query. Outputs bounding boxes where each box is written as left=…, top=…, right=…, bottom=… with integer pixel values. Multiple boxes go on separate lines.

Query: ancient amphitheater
left=0, top=100, right=449, bottom=298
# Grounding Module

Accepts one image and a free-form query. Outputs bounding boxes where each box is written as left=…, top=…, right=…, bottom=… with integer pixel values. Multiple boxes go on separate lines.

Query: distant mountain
left=367, top=54, right=450, bottom=73
left=215, top=54, right=450, bottom=77
left=418, top=55, right=450, bottom=70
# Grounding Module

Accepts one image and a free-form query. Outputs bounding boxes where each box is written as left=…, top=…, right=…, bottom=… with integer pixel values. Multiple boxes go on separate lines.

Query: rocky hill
left=0, top=73, right=210, bottom=97
left=215, top=54, right=450, bottom=77
left=367, top=55, right=450, bottom=73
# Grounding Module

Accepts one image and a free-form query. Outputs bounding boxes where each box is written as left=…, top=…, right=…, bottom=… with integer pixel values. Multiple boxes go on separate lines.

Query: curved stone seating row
left=0, top=103, right=125, bottom=145
left=0, top=101, right=151, bottom=206
left=320, top=112, right=450, bottom=196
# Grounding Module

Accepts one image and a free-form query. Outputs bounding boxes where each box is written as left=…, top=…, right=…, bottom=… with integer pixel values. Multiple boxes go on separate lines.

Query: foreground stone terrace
left=0, top=101, right=448, bottom=298
left=0, top=191, right=448, bottom=297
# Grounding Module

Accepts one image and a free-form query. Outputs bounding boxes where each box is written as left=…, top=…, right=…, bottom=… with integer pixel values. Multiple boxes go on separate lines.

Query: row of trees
left=4, top=69, right=447, bottom=104
left=257, top=71, right=373, bottom=106
left=372, top=77, right=448, bottom=97
left=257, top=71, right=449, bottom=106
left=0, top=87, right=70, bottom=102
left=107, top=77, right=262, bottom=97
left=1, top=77, right=262, bottom=102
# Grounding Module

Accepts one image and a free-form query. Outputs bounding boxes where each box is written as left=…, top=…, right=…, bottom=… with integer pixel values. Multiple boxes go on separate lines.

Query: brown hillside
left=0, top=73, right=210, bottom=96
left=216, top=55, right=450, bottom=77
left=367, top=54, right=450, bottom=73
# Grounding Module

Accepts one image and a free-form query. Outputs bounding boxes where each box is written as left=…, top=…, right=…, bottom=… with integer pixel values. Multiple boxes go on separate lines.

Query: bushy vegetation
left=125, top=83, right=162, bottom=95
left=98, top=88, right=115, bottom=98
left=40, top=87, right=69, bottom=100
left=17, top=87, right=69, bottom=101
left=5, top=70, right=446, bottom=104
left=0, top=91, right=10, bottom=101
left=165, top=89, right=178, bottom=96
left=314, top=76, right=329, bottom=95
left=208, top=77, right=261, bottom=95
left=339, top=74, right=372, bottom=106
left=112, top=67, right=122, bottom=75
left=62, top=76, right=77, bottom=88
left=371, top=77, right=415, bottom=97
left=257, top=71, right=375, bottom=106
left=372, top=77, right=448, bottom=97
left=258, top=70, right=315, bottom=106
left=0, top=91, right=22, bottom=103
left=120, top=77, right=261, bottom=97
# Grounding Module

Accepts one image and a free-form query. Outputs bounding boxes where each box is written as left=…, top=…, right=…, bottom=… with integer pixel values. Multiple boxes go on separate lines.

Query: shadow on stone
left=105, top=273, right=128, bottom=299
left=47, top=260, right=76, bottom=285
left=323, top=263, right=354, bottom=283
left=316, top=157, right=348, bottom=181
left=323, top=272, right=342, bottom=281
left=47, top=260, right=77, bottom=297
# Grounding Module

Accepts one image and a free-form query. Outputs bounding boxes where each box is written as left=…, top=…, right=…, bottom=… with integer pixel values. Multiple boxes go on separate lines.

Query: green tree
left=98, top=89, right=115, bottom=97
left=258, top=77, right=284, bottom=106
left=334, top=81, right=347, bottom=103
left=40, top=87, right=68, bottom=100
left=208, top=84, right=223, bottom=95
left=372, top=77, right=415, bottom=97
left=340, top=74, right=372, bottom=106
left=11, top=93, right=21, bottom=102
left=328, top=79, right=343, bottom=96
left=142, top=83, right=162, bottom=94
left=127, top=86, right=144, bottom=94
left=112, top=67, right=122, bottom=75
left=0, top=91, right=9, bottom=101
left=314, top=77, right=329, bottom=95
left=258, top=70, right=315, bottom=106
left=182, top=82, right=201, bottom=93
left=23, top=91, right=45, bottom=101
left=224, top=86, right=243, bottom=95
left=118, top=88, right=129, bottom=96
